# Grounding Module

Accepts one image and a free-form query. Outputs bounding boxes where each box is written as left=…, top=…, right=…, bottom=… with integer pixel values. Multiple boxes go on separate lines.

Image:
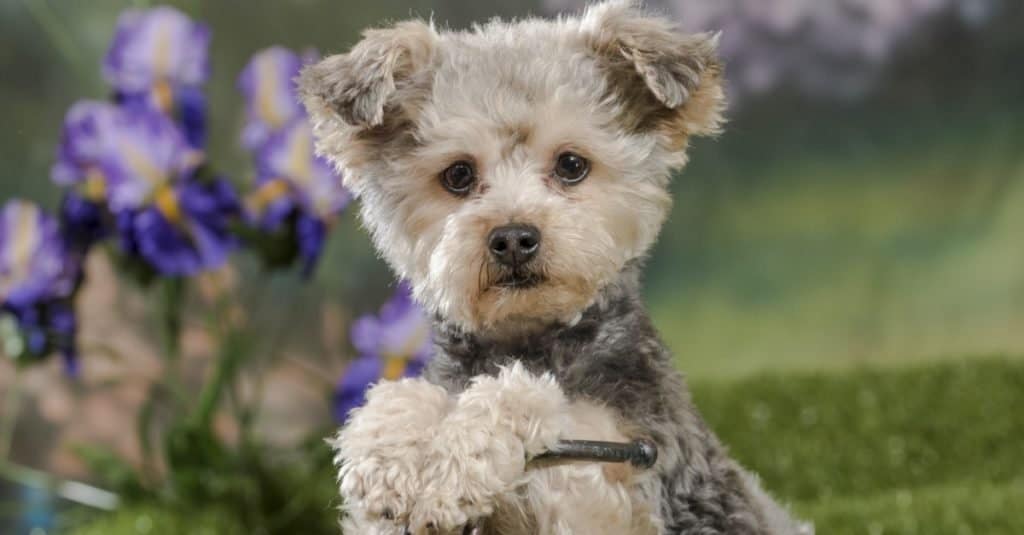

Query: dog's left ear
left=299, top=20, right=438, bottom=128
left=582, top=0, right=725, bottom=139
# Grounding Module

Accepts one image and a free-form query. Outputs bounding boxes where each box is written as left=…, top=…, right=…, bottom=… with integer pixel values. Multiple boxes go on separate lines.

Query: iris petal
left=103, top=6, right=210, bottom=94
left=333, top=355, right=384, bottom=423
left=0, top=201, right=77, bottom=308
left=53, top=101, right=201, bottom=214
left=333, top=284, right=434, bottom=423
left=125, top=179, right=239, bottom=277
left=0, top=201, right=81, bottom=373
left=238, top=47, right=311, bottom=149
left=255, top=119, right=350, bottom=222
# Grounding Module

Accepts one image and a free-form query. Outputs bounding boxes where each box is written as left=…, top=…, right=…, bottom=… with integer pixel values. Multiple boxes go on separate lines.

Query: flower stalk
left=158, top=277, right=185, bottom=362
left=190, top=326, right=248, bottom=431
left=0, top=375, right=24, bottom=464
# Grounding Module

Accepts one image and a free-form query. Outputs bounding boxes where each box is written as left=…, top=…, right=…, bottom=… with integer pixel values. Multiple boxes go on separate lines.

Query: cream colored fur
left=335, top=364, right=662, bottom=534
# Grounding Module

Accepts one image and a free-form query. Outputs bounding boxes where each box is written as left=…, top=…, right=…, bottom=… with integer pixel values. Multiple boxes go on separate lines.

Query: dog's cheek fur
left=581, top=162, right=674, bottom=265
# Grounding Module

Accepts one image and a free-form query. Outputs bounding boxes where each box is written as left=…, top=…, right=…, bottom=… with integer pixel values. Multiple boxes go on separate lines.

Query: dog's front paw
left=332, top=378, right=452, bottom=529
left=410, top=362, right=569, bottom=532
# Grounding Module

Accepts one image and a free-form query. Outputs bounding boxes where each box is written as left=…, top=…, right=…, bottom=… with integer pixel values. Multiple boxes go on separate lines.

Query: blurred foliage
left=652, top=92, right=1024, bottom=377
left=69, top=504, right=245, bottom=535
left=54, top=279, right=342, bottom=535
left=72, top=428, right=339, bottom=535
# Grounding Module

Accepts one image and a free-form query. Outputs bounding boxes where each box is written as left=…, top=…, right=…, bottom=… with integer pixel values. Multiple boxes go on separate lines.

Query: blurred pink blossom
left=545, top=0, right=1000, bottom=103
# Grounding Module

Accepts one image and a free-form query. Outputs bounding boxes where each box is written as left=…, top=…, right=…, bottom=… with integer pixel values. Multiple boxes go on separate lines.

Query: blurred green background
left=2, top=0, right=1023, bottom=533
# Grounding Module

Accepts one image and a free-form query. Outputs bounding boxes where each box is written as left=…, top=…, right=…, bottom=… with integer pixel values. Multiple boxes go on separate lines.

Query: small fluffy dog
left=300, top=1, right=810, bottom=533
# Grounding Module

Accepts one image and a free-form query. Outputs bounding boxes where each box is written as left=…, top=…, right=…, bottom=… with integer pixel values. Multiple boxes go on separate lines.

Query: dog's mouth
left=493, top=270, right=544, bottom=290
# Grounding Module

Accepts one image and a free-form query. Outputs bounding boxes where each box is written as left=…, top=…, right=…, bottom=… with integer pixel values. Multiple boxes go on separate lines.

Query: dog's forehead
left=444, top=18, right=583, bottom=63
left=426, top=21, right=602, bottom=112
left=407, top=23, right=614, bottom=151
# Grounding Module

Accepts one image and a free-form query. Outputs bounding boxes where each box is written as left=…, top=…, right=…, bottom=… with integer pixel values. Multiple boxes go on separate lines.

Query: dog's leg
left=332, top=378, right=452, bottom=533
left=409, top=362, right=569, bottom=533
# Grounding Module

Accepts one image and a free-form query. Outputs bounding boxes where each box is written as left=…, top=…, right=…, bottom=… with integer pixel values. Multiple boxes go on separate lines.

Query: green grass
left=692, top=357, right=1024, bottom=533
left=70, top=357, right=1024, bottom=534
left=797, top=479, right=1024, bottom=535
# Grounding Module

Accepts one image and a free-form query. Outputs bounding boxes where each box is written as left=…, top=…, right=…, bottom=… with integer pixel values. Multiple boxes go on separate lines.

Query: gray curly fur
left=427, top=262, right=805, bottom=534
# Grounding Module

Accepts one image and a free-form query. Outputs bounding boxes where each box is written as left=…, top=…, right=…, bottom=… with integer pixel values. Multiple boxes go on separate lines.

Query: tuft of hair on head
left=580, top=0, right=726, bottom=146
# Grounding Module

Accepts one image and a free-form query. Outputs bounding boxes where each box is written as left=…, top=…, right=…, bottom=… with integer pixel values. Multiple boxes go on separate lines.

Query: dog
left=300, top=1, right=811, bottom=533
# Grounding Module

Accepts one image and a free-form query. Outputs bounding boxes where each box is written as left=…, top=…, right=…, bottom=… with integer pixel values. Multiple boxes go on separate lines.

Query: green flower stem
left=159, top=277, right=186, bottom=363
left=0, top=376, right=23, bottom=463
left=135, top=277, right=187, bottom=478
left=156, top=277, right=190, bottom=405
left=191, top=327, right=247, bottom=431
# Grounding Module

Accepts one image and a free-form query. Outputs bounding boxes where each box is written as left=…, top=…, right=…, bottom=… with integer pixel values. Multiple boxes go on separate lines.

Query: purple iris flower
left=117, top=178, right=240, bottom=277
left=51, top=101, right=122, bottom=251
left=52, top=100, right=239, bottom=276
left=237, top=47, right=316, bottom=150
left=0, top=201, right=80, bottom=372
left=52, top=101, right=119, bottom=189
left=103, top=6, right=210, bottom=147
left=247, top=118, right=350, bottom=275
left=333, top=282, right=434, bottom=423
left=53, top=101, right=201, bottom=213
left=238, top=46, right=348, bottom=276
left=103, top=6, right=210, bottom=93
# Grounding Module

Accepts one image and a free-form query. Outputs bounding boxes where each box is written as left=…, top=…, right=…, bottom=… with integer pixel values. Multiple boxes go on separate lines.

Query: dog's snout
left=488, top=224, right=541, bottom=266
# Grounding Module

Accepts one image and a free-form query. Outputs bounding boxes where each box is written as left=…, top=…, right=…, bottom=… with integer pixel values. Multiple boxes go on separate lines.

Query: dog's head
left=300, top=0, right=725, bottom=334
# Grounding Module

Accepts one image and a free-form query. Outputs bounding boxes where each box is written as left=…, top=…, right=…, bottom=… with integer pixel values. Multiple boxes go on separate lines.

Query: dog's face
left=301, top=1, right=725, bottom=334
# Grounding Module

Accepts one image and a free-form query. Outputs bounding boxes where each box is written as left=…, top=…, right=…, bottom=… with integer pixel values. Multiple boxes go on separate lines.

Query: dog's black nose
left=488, top=224, right=540, bottom=266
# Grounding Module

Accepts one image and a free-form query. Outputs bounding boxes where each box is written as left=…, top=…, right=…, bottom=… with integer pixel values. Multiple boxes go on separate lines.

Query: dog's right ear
left=299, top=20, right=438, bottom=128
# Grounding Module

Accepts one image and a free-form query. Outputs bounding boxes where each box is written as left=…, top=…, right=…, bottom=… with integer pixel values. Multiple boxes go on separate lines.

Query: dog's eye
left=441, top=161, right=476, bottom=195
left=554, top=152, right=589, bottom=185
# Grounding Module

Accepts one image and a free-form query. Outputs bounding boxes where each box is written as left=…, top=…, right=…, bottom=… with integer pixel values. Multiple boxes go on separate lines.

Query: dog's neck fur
left=426, top=260, right=681, bottom=423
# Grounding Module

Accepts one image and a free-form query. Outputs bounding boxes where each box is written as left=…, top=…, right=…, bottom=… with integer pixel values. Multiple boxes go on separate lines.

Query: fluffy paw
left=332, top=378, right=452, bottom=527
left=409, top=362, right=569, bottom=532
